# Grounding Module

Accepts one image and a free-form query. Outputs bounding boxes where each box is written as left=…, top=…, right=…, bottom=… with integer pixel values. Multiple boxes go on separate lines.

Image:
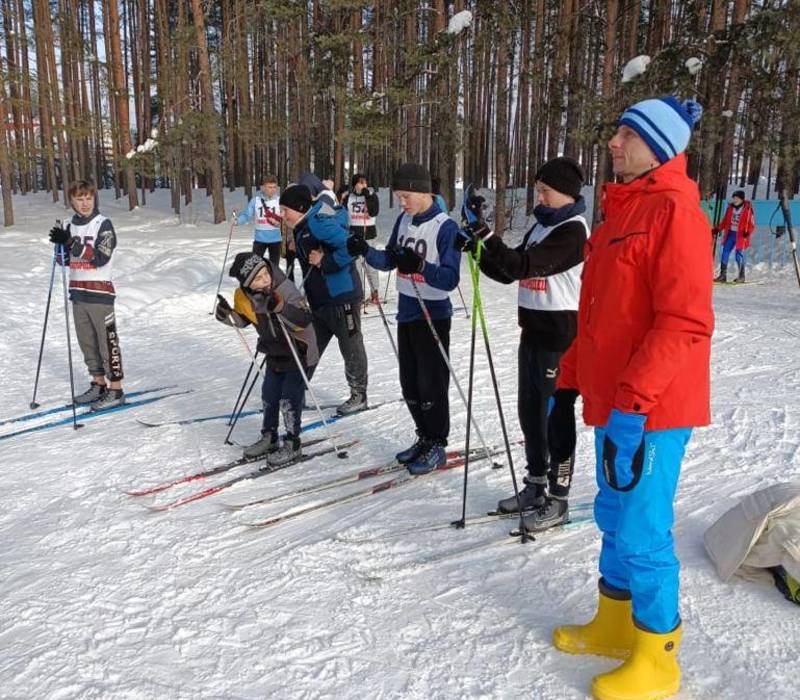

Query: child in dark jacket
left=460, top=157, right=588, bottom=532
left=216, top=252, right=319, bottom=465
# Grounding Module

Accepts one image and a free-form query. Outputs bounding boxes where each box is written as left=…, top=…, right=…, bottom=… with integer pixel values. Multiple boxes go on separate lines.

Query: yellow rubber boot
left=552, top=581, right=635, bottom=659
left=591, top=624, right=682, bottom=700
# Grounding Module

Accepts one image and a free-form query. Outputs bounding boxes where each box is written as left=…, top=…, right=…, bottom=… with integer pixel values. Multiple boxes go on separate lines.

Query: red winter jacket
left=558, top=154, right=714, bottom=431
left=714, top=201, right=755, bottom=251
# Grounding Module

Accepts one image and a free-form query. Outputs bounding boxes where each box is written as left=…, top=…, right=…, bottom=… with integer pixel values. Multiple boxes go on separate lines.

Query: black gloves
left=547, top=389, right=579, bottom=463
left=464, top=193, right=487, bottom=224
left=49, top=225, right=71, bottom=246
left=215, top=295, right=233, bottom=324
left=455, top=222, right=493, bottom=253
left=347, top=234, right=369, bottom=258
left=395, top=247, right=424, bottom=274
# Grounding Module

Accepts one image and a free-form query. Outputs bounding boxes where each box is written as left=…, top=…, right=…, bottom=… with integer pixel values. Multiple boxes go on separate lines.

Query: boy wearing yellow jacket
left=216, top=252, right=319, bottom=465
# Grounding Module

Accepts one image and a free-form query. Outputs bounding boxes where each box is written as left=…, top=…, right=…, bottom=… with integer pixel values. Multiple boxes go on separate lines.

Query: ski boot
left=90, top=388, right=125, bottom=412
left=591, top=624, right=682, bottom=700
left=521, top=497, right=569, bottom=532
left=396, top=433, right=426, bottom=464
left=265, top=436, right=302, bottom=467
left=336, top=390, right=367, bottom=416
left=553, top=579, right=635, bottom=659
left=496, top=475, right=546, bottom=513
left=733, top=264, right=745, bottom=283
left=407, top=440, right=446, bottom=475
left=74, top=382, right=106, bottom=405
left=713, top=264, right=727, bottom=283
left=243, top=431, right=279, bottom=459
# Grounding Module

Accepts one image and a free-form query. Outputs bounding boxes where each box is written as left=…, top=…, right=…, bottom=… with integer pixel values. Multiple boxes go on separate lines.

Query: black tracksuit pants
left=518, top=338, right=573, bottom=497
left=398, top=318, right=450, bottom=443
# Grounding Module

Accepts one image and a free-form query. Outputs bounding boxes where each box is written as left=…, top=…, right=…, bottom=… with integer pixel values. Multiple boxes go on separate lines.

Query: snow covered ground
left=1, top=188, right=799, bottom=699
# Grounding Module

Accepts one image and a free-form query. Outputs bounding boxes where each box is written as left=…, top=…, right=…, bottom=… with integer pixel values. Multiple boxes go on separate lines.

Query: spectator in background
left=714, top=190, right=755, bottom=283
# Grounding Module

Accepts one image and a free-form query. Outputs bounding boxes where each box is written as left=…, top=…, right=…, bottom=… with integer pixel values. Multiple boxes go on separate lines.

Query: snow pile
left=622, top=55, right=651, bottom=83
left=448, top=10, right=472, bottom=35
left=686, top=57, right=703, bottom=75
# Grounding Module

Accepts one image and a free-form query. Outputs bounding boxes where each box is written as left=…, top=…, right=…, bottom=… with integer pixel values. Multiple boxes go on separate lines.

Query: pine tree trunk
left=0, top=55, right=15, bottom=225
left=593, top=0, right=620, bottom=224
left=105, top=0, right=138, bottom=208
left=190, top=0, right=226, bottom=223
left=494, top=4, right=511, bottom=235
left=15, top=0, right=36, bottom=192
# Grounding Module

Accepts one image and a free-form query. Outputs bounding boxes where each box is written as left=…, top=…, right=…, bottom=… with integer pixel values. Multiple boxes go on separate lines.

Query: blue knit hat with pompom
left=618, top=96, right=703, bottom=163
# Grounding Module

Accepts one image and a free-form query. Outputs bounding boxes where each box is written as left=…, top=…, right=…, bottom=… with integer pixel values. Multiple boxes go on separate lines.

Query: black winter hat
left=229, top=252, right=266, bottom=288
left=279, top=184, right=313, bottom=213
left=732, top=190, right=746, bottom=201
left=392, top=163, right=432, bottom=193
left=534, top=157, right=585, bottom=200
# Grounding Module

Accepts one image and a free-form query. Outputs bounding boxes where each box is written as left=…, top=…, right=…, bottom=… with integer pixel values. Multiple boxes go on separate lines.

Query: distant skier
left=299, top=172, right=337, bottom=207
left=713, top=189, right=755, bottom=283
left=347, top=163, right=461, bottom=475
left=341, top=173, right=381, bottom=305
left=215, top=252, right=319, bottom=464
left=548, top=96, right=713, bottom=700
left=460, top=156, right=589, bottom=532
left=235, top=174, right=283, bottom=265
left=279, top=183, right=370, bottom=416
left=48, top=180, right=126, bottom=411
left=431, top=176, right=449, bottom=214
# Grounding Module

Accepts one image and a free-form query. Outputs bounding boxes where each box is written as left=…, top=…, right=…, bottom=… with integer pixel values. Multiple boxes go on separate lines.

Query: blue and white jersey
left=237, top=194, right=281, bottom=243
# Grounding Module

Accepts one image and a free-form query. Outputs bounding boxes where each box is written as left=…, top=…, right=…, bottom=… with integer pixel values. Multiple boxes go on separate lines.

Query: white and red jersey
left=346, top=193, right=377, bottom=228
left=65, top=212, right=117, bottom=301
left=395, top=211, right=452, bottom=302
left=517, top=215, right=588, bottom=313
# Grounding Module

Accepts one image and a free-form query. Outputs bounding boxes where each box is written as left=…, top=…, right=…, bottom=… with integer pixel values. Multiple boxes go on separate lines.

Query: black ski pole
left=382, top=269, right=392, bottom=303
left=779, top=189, right=800, bottom=289
left=30, top=248, right=58, bottom=409
left=277, top=316, right=348, bottom=458
left=408, top=277, right=497, bottom=465
left=452, top=256, right=479, bottom=530
left=210, top=211, right=237, bottom=315
left=57, top=237, right=82, bottom=431
left=455, top=284, right=470, bottom=319
left=362, top=260, right=399, bottom=362
left=228, top=348, right=259, bottom=426
left=470, top=248, right=527, bottom=542
left=224, top=354, right=266, bottom=445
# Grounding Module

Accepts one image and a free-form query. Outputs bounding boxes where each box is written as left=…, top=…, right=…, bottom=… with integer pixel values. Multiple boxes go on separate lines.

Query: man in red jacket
left=549, top=97, right=714, bottom=700
left=713, top=189, right=755, bottom=283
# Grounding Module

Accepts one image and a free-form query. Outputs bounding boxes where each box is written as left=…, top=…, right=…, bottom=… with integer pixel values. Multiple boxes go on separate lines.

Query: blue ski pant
left=593, top=426, right=692, bottom=633
left=720, top=231, right=745, bottom=267
left=261, top=366, right=305, bottom=439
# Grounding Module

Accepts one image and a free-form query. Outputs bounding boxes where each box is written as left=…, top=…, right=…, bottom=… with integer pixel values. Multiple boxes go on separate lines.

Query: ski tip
left=142, top=503, right=168, bottom=513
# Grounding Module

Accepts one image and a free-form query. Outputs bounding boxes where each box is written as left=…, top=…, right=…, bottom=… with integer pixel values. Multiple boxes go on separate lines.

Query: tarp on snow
left=704, top=481, right=800, bottom=583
